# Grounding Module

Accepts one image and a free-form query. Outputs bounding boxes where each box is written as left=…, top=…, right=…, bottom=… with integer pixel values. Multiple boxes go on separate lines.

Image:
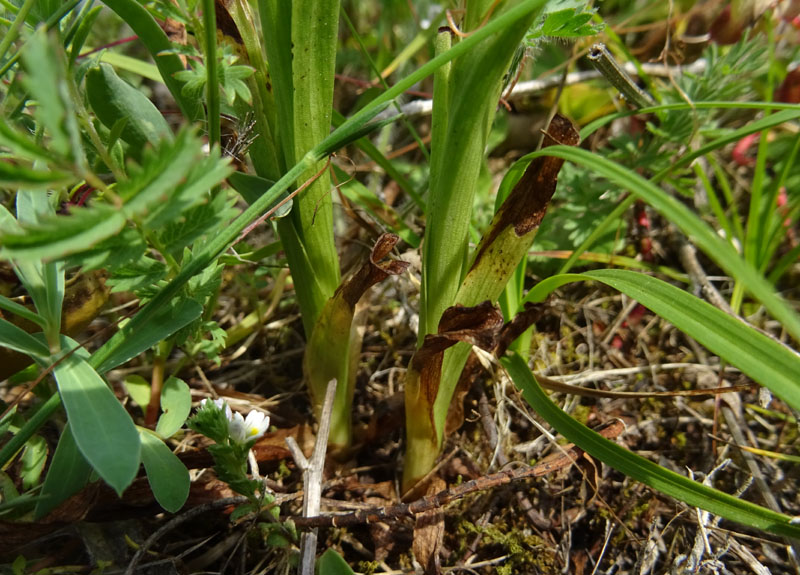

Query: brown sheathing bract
left=338, top=232, right=409, bottom=309
left=408, top=301, right=504, bottom=439
left=304, top=233, right=408, bottom=448
left=470, top=114, right=580, bottom=272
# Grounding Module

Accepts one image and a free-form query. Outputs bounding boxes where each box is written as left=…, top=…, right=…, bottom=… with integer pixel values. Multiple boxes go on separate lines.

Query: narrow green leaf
left=0, top=294, right=45, bottom=328
left=156, top=377, right=191, bottom=438
left=528, top=270, right=800, bottom=411
left=33, top=424, right=92, bottom=519
left=0, top=117, right=59, bottom=164
left=67, top=5, right=102, bottom=68
left=528, top=146, right=800, bottom=341
left=0, top=163, right=73, bottom=188
left=94, top=298, right=203, bottom=374
left=53, top=350, right=140, bottom=495
left=0, top=206, right=126, bottom=264
left=99, top=51, right=162, bottom=83
left=139, top=430, right=189, bottom=513
left=0, top=407, right=16, bottom=437
left=0, top=318, right=49, bottom=360
left=12, top=188, right=65, bottom=343
left=502, top=352, right=800, bottom=539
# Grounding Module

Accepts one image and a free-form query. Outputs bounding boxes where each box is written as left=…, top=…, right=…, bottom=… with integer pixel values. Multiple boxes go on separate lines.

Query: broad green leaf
left=156, top=377, right=191, bottom=438
left=139, top=430, right=189, bottom=513
left=502, top=352, right=800, bottom=539
left=85, top=63, right=172, bottom=162
left=318, top=549, right=355, bottom=575
left=20, top=435, right=47, bottom=489
left=123, top=374, right=152, bottom=411
left=94, top=298, right=203, bottom=374
left=100, top=0, right=203, bottom=122
left=0, top=204, right=20, bottom=233
left=67, top=226, right=147, bottom=273
left=536, top=8, right=601, bottom=38
left=527, top=270, right=800, bottom=412
left=104, top=256, right=167, bottom=293
left=0, top=318, right=49, bottom=360
left=53, top=350, right=140, bottom=495
left=33, top=423, right=92, bottom=519
left=0, top=471, right=20, bottom=507
left=528, top=145, right=800, bottom=342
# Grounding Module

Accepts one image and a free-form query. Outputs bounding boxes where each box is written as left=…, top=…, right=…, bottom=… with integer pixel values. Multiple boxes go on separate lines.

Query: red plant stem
left=77, top=36, right=139, bottom=59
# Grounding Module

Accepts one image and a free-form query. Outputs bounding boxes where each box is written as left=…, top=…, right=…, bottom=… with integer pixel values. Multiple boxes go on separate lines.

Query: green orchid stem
left=405, top=0, right=547, bottom=490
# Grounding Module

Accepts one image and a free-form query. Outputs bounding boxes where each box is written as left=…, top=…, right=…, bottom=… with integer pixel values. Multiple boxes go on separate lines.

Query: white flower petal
left=228, top=411, right=247, bottom=443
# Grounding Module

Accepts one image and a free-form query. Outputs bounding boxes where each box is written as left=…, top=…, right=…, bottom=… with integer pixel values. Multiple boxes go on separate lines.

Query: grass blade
left=502, top=352, right=800, bottom=539
left=525, top=146, right=800, bottom=341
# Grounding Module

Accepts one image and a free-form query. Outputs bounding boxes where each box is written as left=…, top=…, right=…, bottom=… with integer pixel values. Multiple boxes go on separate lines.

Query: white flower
left=243, top=410, right=270, bottom=440
left=228, top=410, right=269, bottom=444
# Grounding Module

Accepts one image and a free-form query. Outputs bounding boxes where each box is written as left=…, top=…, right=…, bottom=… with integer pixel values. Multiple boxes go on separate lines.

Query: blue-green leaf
left=123, top=374, right=152, bottom=412
left=33, top=423, right=92, bottom=519
left=0, top=319, right=49, bottom=360
left=53, top=350, right=140, bottom=495
left=318, top=549, right=355, bottom=575
left=156, top=377, right=191, bottom=438
left=139, top=430, right=189, bottom=513
left=20, top=435, right=48, bottom=489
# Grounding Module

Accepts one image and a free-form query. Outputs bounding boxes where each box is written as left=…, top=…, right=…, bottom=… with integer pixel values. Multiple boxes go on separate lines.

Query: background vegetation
left=1, top=0, right=800, bottom=573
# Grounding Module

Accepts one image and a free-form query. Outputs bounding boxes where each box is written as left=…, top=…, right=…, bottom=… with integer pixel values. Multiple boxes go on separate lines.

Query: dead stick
left=286, top=379, right=337, bottom=575
left=290, top=420, right=624, bottom=529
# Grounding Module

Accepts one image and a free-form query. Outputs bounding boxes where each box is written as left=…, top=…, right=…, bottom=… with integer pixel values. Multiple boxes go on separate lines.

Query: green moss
left=571, top=404, right=592, bottom=426
left=357, top=561, right=379, bottom=574
left=456, top=519, right=555, bottom=573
